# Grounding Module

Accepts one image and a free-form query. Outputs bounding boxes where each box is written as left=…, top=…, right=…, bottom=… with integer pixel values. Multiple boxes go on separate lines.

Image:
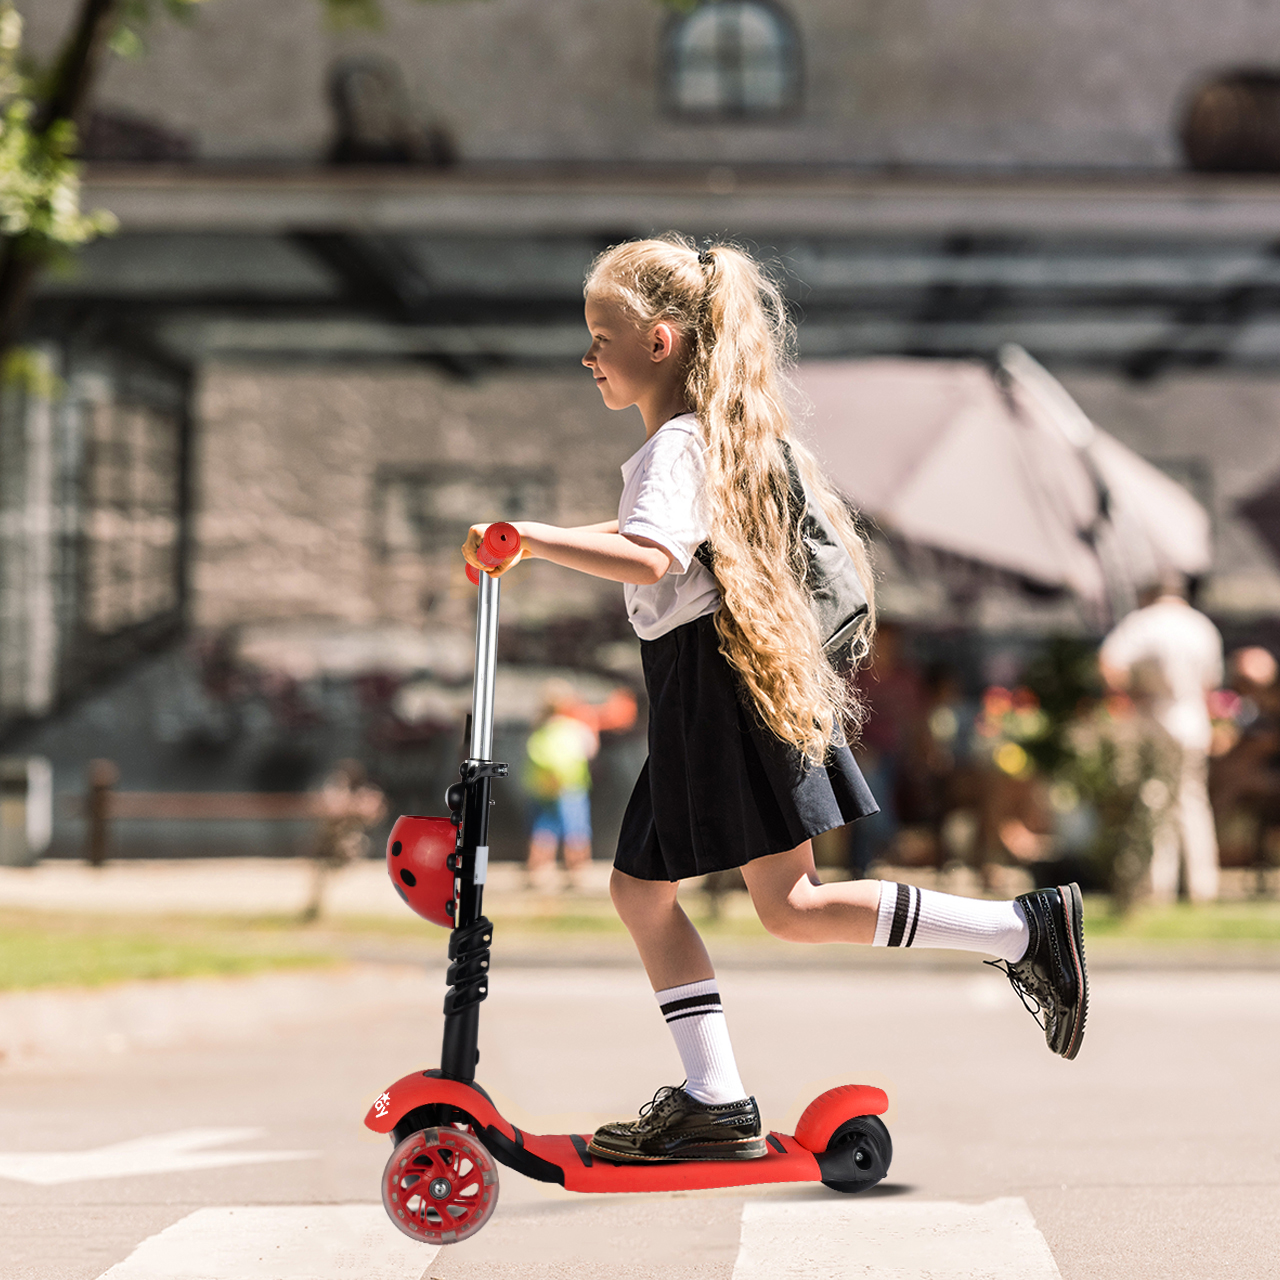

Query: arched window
left=663, top=1, right=802, bottom=120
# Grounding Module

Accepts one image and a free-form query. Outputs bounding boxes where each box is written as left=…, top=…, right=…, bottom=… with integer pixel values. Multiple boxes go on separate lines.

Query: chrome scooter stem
left=441, top=569, right=503, bottom=1083
left=470, top=571, right=500, bottom=761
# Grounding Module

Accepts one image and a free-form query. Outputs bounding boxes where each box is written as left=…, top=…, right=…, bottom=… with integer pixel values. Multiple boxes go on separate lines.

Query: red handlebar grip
left=478, top=522, right=521, bottom=567
left=466, top=522, right=521, bottom=584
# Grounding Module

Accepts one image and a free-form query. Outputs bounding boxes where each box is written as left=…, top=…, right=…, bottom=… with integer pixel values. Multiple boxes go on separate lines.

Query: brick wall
left=192, top=363, right=630, bottom=635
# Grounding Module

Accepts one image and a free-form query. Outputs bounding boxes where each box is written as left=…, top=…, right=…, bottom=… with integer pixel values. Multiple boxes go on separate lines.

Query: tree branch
left=34, top=0, right=122, bottom=134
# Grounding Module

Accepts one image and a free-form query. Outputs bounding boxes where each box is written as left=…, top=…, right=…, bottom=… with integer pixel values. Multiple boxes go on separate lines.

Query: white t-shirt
left=618, top=413, right=720, bottom=641
left=1099, top=597, right=1224, bottom=751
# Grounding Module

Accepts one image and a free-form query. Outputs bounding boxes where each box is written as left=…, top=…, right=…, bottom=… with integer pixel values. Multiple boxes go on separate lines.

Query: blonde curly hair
left=585, top=234, right=876, bottom=763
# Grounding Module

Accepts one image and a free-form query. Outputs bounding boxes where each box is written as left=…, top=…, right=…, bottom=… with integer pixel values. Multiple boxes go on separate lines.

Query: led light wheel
left=382, top=1127, right=499, bottom=1244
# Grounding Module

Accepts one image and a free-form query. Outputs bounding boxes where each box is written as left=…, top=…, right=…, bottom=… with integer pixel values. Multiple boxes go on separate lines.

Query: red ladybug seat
left=387, top=815, right=457, bottom=928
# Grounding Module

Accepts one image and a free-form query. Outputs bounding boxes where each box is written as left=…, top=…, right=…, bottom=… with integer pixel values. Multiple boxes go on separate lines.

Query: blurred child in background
left=524, top=679, right=637, bottom=891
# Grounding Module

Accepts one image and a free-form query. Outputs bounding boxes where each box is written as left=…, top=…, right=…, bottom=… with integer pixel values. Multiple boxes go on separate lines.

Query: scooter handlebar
left=465, top=521, right=522, bottom=584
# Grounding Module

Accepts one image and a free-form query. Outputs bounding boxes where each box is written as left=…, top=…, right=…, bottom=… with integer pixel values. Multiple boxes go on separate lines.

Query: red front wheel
left=465, top=521, right=522, bottom=585
left=382, top=1126, right=499, bottom=1244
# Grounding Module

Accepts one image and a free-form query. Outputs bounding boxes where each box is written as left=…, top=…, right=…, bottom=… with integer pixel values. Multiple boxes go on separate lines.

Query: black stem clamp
left=460, top=758, right=509, bottom=784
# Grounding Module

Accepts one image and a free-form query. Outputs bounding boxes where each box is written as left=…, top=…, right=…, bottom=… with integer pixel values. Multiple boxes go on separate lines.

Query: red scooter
left=366, top=524, right=893, bottom=1245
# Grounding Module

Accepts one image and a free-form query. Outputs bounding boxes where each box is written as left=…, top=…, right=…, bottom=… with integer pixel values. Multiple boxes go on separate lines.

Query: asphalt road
left=2, top=955, right=1278, bottom=1280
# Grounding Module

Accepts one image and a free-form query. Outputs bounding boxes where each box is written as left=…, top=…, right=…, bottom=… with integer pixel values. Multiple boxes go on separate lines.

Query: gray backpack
left=695, top=440, right=870, bottom=661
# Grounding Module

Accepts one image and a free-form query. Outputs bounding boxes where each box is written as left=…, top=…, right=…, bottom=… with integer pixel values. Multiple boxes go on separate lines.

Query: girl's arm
left=463, top=520, right=672, bottom=584
left=566, top=519, right=620, bottom=535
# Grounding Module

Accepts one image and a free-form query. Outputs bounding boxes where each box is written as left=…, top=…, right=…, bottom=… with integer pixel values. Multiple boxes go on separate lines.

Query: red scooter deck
left=366, top=1072, right=888, bottom=1194
left=519, top=1129, right=819, bottom=1192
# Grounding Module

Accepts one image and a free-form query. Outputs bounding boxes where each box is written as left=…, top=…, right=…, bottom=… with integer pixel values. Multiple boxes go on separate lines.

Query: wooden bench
left=79, top=759, right=383, bottom=866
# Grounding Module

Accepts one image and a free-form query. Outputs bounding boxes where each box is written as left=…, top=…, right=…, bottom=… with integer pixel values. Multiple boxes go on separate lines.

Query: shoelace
left=983, top=958, right=1047, bottom=1032
left=634, top=1083, right=686, bottom=1130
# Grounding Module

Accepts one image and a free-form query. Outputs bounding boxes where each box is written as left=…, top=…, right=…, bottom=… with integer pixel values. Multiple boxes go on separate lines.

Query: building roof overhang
left=80, top=162, right=1280, bottom=239
left=31, top=164, right=1280, bottom=375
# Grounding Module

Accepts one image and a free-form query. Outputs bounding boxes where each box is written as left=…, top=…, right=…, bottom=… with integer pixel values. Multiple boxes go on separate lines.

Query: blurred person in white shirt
left=1099, top=572, right=1225, bottom=904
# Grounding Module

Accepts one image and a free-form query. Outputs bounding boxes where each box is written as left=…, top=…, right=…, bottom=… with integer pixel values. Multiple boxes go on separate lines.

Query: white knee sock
left=655, top=979, right=747, bottom=1105
left=872, top=882, right=1029, bottom=963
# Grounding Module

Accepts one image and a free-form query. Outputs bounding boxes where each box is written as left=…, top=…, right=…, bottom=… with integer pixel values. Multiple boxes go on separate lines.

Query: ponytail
left=585, top=235, right=876, bottom=763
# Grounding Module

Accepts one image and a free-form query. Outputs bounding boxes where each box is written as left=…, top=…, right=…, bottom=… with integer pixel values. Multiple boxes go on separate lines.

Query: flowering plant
left=976, top=638, right=1181, bottom=908
left=1058, top=696, right=1179, bottom=909
left=975, top=685, right=1053, bottom=779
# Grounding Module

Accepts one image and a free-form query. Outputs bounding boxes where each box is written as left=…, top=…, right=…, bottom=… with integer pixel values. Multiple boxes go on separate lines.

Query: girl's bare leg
left=610, top=866, right=715, bottom=990
left=740, top=841, right=881, bottom=944
left=733, top=845, right=1085, bottom=1062
left=598, top=868, right=759, bottom=1145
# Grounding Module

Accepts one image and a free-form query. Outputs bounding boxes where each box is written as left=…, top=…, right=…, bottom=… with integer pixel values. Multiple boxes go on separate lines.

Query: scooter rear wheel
left=817, top=1114, right=893, bottom=1193
left=382, top=1127, right=499, bottom=1244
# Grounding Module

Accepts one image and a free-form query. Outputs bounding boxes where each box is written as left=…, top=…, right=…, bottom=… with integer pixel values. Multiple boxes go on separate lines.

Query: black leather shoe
left=987, top=882, right=1089, bottom=1060
left=587, top=1084, right=767, bottom=1163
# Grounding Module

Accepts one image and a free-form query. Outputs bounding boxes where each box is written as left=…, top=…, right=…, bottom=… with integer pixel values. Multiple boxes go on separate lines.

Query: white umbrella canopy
left=998, top=345, right=1212, bottom=615
left=795, top=350, right=1212, bottom=621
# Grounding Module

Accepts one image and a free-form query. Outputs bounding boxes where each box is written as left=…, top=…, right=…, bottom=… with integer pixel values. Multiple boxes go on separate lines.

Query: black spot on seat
left=400, top=868, right=417, bottom=887
left=391, top=840, right=402, bottom=856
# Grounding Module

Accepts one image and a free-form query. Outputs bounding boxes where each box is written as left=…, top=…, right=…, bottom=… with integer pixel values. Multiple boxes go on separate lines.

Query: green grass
left=3, top=891, right=1278, bottom=993
left=0, top=898, right=775, bottom=992
left=326, top=894, right=1280, bottom=946
left=0, top=910, right=340, bottom=991
left=1080, top=896, right=1280, bottom=944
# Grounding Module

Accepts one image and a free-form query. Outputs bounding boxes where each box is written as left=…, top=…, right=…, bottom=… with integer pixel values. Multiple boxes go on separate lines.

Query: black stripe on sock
left=665, top=1007, right=723, bottom=1024
left=887, top=882, right=911, bottom=947
left=905, top=885, right=923, bottom=947
left=659, top=992, right=721, bottom=1017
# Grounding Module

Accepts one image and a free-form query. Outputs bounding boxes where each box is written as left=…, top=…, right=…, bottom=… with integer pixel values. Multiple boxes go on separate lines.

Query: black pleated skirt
left=614, top=612, right=879, bottom=882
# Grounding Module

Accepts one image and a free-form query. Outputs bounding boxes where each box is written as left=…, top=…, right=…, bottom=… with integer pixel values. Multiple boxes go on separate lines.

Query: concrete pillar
left=22, top=356, right=58, bottom=716
left=0, top=346, right=61, bottom=720
left=0, top=755, right=53, bottom=866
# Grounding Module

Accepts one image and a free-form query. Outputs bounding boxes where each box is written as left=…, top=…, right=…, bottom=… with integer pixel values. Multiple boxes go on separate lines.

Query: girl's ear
left=650, top=322, right=681, bottom=363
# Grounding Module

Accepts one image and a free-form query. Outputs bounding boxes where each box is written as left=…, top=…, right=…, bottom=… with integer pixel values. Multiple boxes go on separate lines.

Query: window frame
left=660, top=0, right=804, bottom=123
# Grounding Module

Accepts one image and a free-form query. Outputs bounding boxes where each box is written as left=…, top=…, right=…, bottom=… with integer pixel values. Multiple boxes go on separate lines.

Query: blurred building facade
left=25, top=0, right=1280, bottom=168
left=7, top=0, right=1280, bottom=858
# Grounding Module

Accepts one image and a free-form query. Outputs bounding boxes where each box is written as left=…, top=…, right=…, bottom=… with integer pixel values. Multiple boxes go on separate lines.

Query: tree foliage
left=107, top=0, right=211, bottom=60
left=0, top=4, right=114, bottom=256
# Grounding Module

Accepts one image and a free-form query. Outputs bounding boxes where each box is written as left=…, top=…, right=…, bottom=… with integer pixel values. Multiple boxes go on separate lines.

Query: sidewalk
left=0, top=855, right=613, bottom=918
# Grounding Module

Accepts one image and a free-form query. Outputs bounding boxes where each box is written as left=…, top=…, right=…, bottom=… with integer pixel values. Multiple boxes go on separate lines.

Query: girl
left=464, top=236, right=1088, bottom=1164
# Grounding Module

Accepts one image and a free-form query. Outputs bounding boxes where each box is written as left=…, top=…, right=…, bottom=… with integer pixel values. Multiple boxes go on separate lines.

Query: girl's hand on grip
left=463, top=522, right=526, bottom=580
left=461, top=524, right=489, bottom=575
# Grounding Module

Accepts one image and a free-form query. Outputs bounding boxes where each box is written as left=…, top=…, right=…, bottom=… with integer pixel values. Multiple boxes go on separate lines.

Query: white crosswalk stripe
left=0, top=1129, right=315, bottom=1186
left=95, top=1205, right=439, bottom=1280
left=94, top=1197, right=1061, bottom=1279
left=732, top=1197, right=1063, bottom=1280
